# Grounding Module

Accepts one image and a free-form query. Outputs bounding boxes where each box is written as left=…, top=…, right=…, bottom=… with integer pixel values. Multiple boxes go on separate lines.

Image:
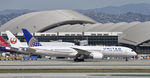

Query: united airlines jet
left=6, top=29, right=137, bottom=62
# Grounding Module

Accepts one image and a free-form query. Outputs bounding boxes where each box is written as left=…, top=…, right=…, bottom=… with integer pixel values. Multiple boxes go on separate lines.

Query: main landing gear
left=74, top=55, right=85, bottom=62
left=74, top=58, right=84, bottom=62
left=125, top=57, right=129, bottom=61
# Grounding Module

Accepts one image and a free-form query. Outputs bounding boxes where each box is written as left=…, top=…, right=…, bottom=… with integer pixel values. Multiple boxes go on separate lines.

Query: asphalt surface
left=0, top=73, right=150, bottom=78
left=0, top=59, right=150, bottom=78
left=0, top=59, right=150, bottom=69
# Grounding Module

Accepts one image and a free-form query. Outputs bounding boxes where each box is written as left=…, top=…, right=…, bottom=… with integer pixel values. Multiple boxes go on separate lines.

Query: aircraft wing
left=72, top=47, right=91, bottom=55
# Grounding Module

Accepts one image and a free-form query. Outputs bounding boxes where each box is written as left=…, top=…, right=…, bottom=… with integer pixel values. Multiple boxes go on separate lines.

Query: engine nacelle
left=90, top=52, right=103, bottom=59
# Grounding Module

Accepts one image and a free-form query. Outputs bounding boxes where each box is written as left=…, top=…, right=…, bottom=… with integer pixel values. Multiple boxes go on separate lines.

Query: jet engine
left=90, top=52, right=103, bottom=59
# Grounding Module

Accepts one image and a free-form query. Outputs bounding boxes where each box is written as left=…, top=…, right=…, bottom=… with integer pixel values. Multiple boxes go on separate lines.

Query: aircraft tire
left=125, top=57, right=128, bottom=61
left=74, top=58, right=84, bottom=62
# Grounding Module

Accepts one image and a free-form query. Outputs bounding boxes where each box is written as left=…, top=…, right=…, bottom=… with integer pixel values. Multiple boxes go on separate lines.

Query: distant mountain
left=83, top=12, right=150, bottom=23
left=78, top=3, right=150, bottom=15
left=0, top=9, right=35, bottom=26
left=0, top=9, right=35, bottom=15
left=1, top=4, right=150, bottom=27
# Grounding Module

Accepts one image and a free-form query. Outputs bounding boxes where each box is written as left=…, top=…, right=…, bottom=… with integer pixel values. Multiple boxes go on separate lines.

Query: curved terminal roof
left=87, top=23, right=114, bottom=32
left=111, top=22, right=141, bottom=32
left=95, top=22, right=127, bottom=32
left=119, top=21, right=150, bottom=46
left=43, top=21, right=150, bottom=46
left=0, top=9, right=150, bottom=46
left=0, top=10, right=97, bottom=33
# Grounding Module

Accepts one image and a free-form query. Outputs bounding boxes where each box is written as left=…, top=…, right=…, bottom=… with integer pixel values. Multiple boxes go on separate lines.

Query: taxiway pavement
left=0, top=59, right=149, bottom=69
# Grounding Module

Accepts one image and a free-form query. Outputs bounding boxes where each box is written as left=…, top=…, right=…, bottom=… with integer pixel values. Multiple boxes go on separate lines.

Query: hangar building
left=0, top=10, right=150, bottom=54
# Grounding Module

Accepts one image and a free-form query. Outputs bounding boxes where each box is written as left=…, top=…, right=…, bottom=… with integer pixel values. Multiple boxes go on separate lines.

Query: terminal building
left=0, top=10, right=150, bottom=54
left=1, top=32, right=120, bottom=46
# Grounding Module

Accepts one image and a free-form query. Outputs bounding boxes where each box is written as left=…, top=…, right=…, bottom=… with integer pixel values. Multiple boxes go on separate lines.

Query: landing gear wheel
left=80, top=59, right=84, bottom=62
left=125, top=57, right=128, bottom=61
left=74, top=59, right=77, bottom=62
left=74, top=58, right=84, bottom=62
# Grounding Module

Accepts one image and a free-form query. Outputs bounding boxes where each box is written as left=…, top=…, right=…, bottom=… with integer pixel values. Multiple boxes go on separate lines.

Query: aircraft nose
left=132, top=52, right=137, bottom=56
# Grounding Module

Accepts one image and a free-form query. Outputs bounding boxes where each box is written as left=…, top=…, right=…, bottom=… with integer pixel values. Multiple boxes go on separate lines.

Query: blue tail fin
left=22, top=28, right=42, bottom=47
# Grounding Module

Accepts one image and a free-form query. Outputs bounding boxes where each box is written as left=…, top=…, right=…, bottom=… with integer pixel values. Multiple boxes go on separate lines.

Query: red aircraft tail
left=0, top=36, right=11, bottom=47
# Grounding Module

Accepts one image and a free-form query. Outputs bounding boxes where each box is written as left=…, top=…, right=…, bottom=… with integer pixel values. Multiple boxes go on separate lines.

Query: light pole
left=16, top=26, right=19, bottom=31
left=33, top=26, right=36, bottom=32
left=82, top=24, right=85, bottom=36
left=33, top=26, right=36, bottom=36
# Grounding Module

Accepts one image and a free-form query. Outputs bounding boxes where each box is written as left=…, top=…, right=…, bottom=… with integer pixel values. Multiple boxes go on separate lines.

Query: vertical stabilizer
left=22, top=28, right=42, bottom=47
left=6, top=31, right=22, bottom=48
left=0, top=36, right=11, bottom=47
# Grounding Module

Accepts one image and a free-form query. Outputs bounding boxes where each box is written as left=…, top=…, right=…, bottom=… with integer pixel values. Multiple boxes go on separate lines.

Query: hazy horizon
left=0, top=0, right=150, bottom=11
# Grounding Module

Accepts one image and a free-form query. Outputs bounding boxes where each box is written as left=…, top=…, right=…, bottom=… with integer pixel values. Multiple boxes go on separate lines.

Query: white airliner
left=21, top=42, right=75, bottom=47
left=6, top=29, right=137, bottom=62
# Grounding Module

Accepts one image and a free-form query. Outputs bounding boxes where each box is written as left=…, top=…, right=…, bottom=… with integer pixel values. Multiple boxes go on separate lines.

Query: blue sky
left=0, top=0, right=150, bottom=11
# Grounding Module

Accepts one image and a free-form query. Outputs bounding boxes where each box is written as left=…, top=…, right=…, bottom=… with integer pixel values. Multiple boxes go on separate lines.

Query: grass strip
left=89, top=74, right=150, bottom=77
left=0, top=69, right=150, bottom=73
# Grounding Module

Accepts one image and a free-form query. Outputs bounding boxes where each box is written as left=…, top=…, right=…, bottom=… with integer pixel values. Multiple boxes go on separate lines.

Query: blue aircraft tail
left=22, top=28, right=42, bottom=47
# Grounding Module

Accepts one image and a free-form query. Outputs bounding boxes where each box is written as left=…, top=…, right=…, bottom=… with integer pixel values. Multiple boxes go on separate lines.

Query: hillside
left=83, top=12, right=150, bottom=23
left=1, top=3, right=150, bottom=26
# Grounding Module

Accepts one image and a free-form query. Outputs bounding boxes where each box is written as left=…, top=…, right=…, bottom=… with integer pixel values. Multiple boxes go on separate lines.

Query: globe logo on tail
left=29, top=37, right=41, bottom=47
left=10, top=38, right=17, bottom=44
